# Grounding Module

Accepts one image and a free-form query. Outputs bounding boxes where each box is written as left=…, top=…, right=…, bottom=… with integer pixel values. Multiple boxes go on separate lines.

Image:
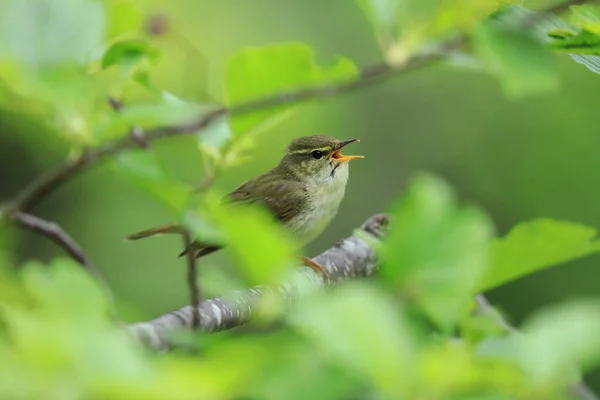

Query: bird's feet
left=300, top=256, right=330, bottom=284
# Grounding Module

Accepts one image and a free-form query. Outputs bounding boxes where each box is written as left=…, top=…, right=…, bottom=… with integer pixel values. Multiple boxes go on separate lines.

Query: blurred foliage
left=3, top=0, right=600, bottom=399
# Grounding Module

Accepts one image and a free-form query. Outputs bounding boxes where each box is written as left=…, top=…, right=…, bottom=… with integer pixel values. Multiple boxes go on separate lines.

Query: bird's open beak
left=330, top=138, right=364, bottom=162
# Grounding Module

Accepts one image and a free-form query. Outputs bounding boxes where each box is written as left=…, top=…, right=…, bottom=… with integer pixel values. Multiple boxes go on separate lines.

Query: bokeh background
left=2, top=0, right=600, bottom=388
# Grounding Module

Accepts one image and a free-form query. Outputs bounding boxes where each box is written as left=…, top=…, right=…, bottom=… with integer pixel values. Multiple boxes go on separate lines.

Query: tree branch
left=10, top=211, right=119, bottom=320
left=9, top=45, right=452, bottom=214
left=129, top=213, right=389, bottom=349
left=11, top=211, right=92, bottom=268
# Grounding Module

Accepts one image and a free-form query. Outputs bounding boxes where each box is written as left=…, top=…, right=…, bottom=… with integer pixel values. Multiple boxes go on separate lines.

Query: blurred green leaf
left=101, top=39, right=161, bottom=90
left=181, top=209, right=225, bottom=247
left=160, top=91, right=232, bottom=162
left=355, top=0, right=401, bottom=47
left=94, top=98, right=202, bottom=141
left=517, top=300, right=600, bottom=384
left=225, top=42, right=357, bottom=135
left=0, top=0, right=109, bottom=140
left=253, top=341, right=355, bottom=400
left=161, top=91, right=232, bottom=157
left=477, top=219, right=600, bottom=292
left=382, top=172, right=494, bottom=331
left=0, top=259, right=157, bottom=399
left=105, top=0, right=142, bottom=39
left=356, top=0, right=495, bottom=60
left=569, top=4, right=600, bottom=33
left=20, top=259, right=108, bottom=318
left=474, top=13, right=559, bottom=98
left=0, top=0, right=106, bottom=67
left=1, top=258, right=271, bottom=400
left=420, top=340, right=522, bottom=397
left=291, top=283, right=415, bottom=398
left=207, top=193, right=298, bottom=286
left=111, top=149, right=190, bottom=211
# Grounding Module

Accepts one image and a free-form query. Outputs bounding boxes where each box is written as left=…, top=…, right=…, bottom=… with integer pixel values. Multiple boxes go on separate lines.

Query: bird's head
left=279, top=135, right=364, bottom=183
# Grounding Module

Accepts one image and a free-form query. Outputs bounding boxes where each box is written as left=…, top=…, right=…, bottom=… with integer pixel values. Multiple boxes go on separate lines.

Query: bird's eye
left=311, top=150, right=323, bottom=159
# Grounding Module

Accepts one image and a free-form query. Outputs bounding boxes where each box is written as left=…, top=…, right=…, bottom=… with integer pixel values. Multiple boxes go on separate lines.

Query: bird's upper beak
left=330, top=139, right=364, bottom=162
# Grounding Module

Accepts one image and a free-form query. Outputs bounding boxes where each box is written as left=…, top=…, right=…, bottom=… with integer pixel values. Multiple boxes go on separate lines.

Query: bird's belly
left=288, top=182, right=346, bottom=245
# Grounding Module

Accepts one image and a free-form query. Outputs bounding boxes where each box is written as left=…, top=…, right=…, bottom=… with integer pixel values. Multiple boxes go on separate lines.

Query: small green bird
left=127, top=135, right=363, bottom=279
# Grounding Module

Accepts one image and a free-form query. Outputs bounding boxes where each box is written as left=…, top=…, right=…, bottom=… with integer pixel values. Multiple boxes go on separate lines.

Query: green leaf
left=381, top=172, right=494, bottom=331
left=517, top=300, right=600, bottom=384
left=225, top=42, right=357, bottom=135
left=102, top=39, right=161, bottom=70
left=111, top=149, right=190, bottom=211
left=570, top=53, right=600, bottom=74
left=291, top=283, right=415, bottom=398
left=474, top=13, right=559, bottom=98
left=477, top=219, right=600, bottom=292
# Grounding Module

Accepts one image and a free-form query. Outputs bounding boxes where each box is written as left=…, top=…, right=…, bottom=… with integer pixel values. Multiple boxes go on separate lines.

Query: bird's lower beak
left=330, top=138, right=364, bottom=162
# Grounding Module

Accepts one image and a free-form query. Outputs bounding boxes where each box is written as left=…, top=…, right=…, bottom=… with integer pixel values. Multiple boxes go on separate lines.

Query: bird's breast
left=288, top=167, right=349, bottom=245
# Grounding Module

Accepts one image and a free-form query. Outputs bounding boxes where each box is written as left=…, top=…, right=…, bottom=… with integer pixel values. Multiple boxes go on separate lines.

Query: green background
left=3, top=0, right=600, bottom=389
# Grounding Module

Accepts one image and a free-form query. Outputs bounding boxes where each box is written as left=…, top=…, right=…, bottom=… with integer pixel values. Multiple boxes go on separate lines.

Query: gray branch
left=129, top=214, right=389, bottom=349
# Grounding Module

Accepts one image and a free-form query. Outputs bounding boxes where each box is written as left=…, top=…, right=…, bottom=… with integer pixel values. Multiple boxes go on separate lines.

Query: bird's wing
left=127, top=172, right=306, bottom=258
left=226, top=173, right=307, bottom=223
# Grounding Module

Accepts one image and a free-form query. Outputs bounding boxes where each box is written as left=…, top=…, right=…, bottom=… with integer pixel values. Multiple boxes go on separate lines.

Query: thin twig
left=107, top=95, right=124, bottom=112
left=10, top=211, right=119, bottom=321
left=107, top=96, right=149, bottom=149
left=11, top=211, right=92, bottom=267
left=192, top=165, right=216, bottom=193
left=183, top=230, right=201, bottom=329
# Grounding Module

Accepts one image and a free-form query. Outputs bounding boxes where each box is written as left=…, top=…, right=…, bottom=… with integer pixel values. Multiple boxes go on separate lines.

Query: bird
left=126, top=134, right=364, bottom=281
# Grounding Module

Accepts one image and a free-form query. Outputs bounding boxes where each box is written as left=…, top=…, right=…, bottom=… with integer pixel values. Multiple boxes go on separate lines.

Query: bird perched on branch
left=127, top=135, right=363, bottom=280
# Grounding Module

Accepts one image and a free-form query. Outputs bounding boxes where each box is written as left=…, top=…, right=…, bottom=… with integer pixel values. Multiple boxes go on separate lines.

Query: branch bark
left=129, top=214, right=389, bottom=349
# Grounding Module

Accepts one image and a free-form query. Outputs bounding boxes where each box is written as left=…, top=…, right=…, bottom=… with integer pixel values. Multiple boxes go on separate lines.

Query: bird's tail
left=126, top=223, right=185, bottom=240
left=127, top=223, right=222, bottom=258
left=177, top=242, right=222, bottom=258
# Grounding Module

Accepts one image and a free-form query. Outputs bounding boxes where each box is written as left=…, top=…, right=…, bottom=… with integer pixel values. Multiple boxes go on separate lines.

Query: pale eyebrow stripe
left=288, top=146, right=333, bottom=155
